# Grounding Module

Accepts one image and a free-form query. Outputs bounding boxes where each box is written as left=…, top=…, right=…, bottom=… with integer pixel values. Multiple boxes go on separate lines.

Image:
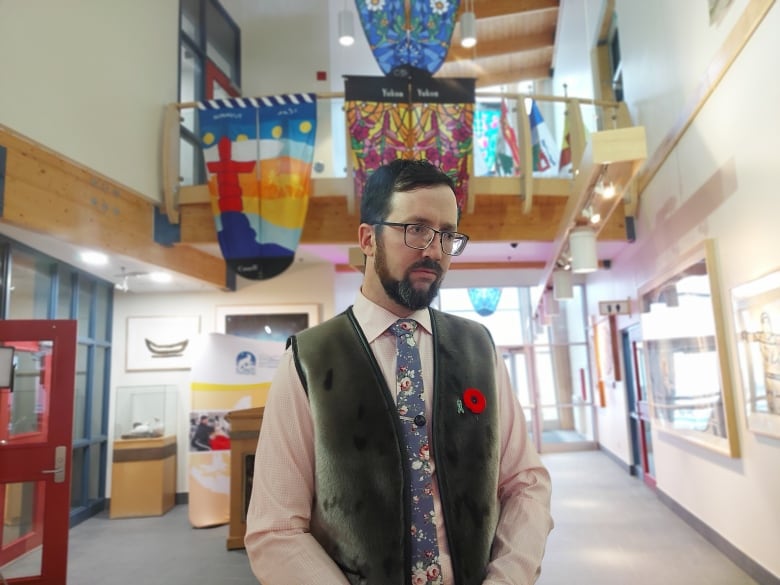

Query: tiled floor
left=61, top=450, right=763, bottom=585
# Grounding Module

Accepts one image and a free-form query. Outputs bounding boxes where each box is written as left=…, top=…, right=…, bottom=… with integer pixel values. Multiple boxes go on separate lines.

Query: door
left=624, top=324, right=656, bottom=488
left=501, top=347, right=540, bottom=451
left=0, top=320, right=77, bottom=584
left=501, top=345, right=597, bottom=453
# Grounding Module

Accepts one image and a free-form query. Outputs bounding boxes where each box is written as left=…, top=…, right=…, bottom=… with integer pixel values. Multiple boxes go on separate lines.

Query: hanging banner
left=355, top=0, right=460, bottom=76
left=197, top=94, right=317, bottom=280
left=187, top=333, right=283, bottom=528
left=345, top=75, right=474, bottom=211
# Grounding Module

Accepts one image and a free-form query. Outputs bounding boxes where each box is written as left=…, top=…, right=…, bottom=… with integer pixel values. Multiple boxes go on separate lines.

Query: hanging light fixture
left=460, top=1, right=477, bottom=48
left=569, top=227, right=599, bottom=273
left=552, top=269, right=574, bottom=300
left=468, top=288, right=502, bottom=316
left=338, top=9, right=355, bottom=46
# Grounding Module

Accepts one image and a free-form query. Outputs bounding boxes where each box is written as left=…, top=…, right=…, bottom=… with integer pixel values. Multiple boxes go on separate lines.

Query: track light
left=338, top=9, right=355, bottom=47
left=460, top=10, right=476, bottom=48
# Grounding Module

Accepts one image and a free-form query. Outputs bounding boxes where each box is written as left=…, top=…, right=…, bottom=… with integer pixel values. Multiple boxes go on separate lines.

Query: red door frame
left=0, top=320, right=77, bottom=584
left=631, top=338, right=656, bottom=489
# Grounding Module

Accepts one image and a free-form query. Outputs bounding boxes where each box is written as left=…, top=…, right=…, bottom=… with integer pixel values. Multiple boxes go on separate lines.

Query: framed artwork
left=638, top=239, right=739, bottom=457
left=215, top=304, right=319, bottom=343
left=591, top=314, right=620, bottom=407
left=126, top=316, right=201, bottom=371
left=731, top=268, right=780, bottom=439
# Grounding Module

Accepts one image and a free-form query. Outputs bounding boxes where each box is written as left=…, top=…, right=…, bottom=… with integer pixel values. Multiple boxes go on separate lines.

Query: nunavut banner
left=345, top=74, right=475, bottom=211
left=187, top=333, right=284, bottom=528
left=197, top=94, right=317, bottom=280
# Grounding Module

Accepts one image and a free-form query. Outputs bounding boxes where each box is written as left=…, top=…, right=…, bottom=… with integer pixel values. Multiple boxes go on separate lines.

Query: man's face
left=370, top=185, right=458, bottom=311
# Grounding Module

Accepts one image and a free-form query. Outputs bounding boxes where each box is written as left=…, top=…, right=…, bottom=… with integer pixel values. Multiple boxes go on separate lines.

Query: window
left=178, top=0, right=241, bottom=186
left=0, top=237, right=114, bottom=526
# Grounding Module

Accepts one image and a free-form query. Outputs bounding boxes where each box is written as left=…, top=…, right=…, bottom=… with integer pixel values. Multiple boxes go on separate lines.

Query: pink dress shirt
left=245, top=293, right=553, bottom=584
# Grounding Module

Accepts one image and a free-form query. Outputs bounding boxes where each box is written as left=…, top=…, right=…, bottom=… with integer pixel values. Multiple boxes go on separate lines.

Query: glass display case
left=114, top=385, right=177, bottom=440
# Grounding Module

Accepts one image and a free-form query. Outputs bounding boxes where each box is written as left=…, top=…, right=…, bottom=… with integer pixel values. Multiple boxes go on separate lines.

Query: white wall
left=0, top=0, right=178, bottom=202
left=108, top=261, right=335, bottom=494
left=559, top=0, right=780, bottom=575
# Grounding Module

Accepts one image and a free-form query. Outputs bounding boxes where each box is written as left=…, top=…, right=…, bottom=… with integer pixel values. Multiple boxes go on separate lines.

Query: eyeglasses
left=374, top=222, right=469, bottom=256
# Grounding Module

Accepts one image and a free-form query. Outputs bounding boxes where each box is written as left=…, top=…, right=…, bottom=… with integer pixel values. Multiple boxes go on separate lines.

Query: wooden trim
left=112, top=441, right=178, bottom=462
left=0, top=126, right=229, bottom=290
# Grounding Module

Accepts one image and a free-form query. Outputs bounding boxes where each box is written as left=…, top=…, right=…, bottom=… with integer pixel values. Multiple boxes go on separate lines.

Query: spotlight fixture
left=460, top=5, right=476, bottom=48
left=338, top=9, right=355, bottom=46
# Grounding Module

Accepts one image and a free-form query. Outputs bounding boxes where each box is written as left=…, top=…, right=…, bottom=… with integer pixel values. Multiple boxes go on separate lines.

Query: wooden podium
left=225, top=406, right=264, bottom=550
left=110, top=435, right=177, bottom=518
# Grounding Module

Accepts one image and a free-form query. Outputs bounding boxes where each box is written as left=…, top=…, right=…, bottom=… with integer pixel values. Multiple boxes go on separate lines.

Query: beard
left=375, top=239, right=443, bottom=310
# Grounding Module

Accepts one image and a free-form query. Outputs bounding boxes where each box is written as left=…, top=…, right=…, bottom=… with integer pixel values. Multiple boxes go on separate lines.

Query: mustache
left=408, top=258, right=443, bottom=277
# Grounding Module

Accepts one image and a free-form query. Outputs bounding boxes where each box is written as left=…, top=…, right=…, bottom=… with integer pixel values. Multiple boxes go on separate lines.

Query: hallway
left=64, top=450, right=762, bottom=585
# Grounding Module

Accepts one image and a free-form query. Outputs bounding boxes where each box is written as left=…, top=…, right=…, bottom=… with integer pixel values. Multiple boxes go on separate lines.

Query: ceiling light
left=338, top=9, right=355, bottom=46
left=570, top=227, right=599, bottom=273
left=602, top=182, right=616, bottom=199
left=148, top=272, right=173, bottom=283
left=553, top=270, right=574, bottom=300
left=589, top=212, right=601, bottom=224
left=81, top=251, right=108, bottom=266
left=460, top=11, right=476, bottom=48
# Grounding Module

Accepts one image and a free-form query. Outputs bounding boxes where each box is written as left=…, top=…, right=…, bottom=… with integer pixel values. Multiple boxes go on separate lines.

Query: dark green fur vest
left=288, top=307, right=499, bottom=585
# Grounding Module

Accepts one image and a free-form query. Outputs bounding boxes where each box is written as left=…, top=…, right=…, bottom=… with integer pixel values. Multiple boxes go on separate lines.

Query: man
left=190, top=414, right=214, bottom=451
left=245, top=159, right=553, bottom=584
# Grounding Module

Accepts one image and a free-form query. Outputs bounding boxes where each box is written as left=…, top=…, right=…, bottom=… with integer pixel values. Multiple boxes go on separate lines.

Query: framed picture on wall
left=215, top=304, right=319, bottom=343
left=638, top=239, right=740, bottom=457
left=591, top=314, right=620, bottom=407
left=126, top=316, right=201, bottom=371
left=731, top=268, right=780, bottom=439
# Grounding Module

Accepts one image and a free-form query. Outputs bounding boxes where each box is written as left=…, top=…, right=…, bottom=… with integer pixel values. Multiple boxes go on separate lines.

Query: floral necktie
left=389, top=319, right=442, bottom=585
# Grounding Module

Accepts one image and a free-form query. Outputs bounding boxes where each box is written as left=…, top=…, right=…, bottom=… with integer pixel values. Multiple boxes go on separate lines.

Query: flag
left=528, top=100, right=559, bottom=176
left=197, top=94, right=318, bottom=281
left=494, top=99, right=521, bottom=176
left=559, top=110, right=572, bottom=175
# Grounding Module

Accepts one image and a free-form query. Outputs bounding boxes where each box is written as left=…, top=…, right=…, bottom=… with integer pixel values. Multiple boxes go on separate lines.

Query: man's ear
left=358, top=223, right=376, bottom=257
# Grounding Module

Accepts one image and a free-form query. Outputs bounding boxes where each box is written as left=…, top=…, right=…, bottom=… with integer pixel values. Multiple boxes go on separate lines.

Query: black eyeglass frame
left=374, top=221, right=470, bottom=256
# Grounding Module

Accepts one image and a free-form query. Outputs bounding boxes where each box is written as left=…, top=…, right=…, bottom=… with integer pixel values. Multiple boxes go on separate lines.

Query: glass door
left=501, top=347, right=539, bottom=451
left=502, top=345, right=597, bottom=453
left=0, top=320, right=76, bottom=584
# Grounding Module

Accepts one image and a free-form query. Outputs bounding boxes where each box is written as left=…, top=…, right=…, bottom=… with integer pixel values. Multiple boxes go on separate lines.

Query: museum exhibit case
left=110, top=385, right=178, bottom=518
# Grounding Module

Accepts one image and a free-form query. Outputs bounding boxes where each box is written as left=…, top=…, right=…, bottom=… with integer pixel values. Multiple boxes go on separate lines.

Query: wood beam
left=0, top=126, right=229, bottom=289
left=177, top=193, right=626, bottom=246
left=458, top=0, right=559, bottom=19
left=446, top=31, right=554, bottom=62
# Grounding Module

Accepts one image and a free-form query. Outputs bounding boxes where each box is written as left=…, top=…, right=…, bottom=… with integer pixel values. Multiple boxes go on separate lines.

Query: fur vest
left=288, top=307, right=499, bottom=585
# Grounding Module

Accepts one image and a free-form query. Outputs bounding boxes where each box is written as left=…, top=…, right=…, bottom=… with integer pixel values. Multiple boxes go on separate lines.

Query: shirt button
left=414, top=414, right=426, bottom=427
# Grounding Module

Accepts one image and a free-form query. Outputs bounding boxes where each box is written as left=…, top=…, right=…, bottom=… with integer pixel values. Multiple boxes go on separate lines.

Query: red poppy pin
left=462, top=387, right=486, bottom=414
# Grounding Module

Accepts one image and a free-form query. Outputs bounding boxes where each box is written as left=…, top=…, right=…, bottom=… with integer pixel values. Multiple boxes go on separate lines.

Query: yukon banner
left=345, top=75, right=474, bottom=210
left=197, top=94, right=317, bottom=280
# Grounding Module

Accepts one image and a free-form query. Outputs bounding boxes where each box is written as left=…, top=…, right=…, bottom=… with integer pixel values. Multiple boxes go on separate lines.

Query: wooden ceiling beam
left=446, top=31, right=555, bottom=62
left=456, top=0, right=559, bottom=20
left=177, top=194, right=626, bottom=246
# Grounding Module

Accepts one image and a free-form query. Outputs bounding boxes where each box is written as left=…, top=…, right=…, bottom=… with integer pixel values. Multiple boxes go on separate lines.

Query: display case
left=110, top=385, right=179, bottom=518
left=114, top=384, right=178, bottom=439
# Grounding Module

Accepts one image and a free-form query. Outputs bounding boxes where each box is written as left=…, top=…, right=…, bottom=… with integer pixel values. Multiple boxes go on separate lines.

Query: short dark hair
left=359, top=159, right=456, bottom=225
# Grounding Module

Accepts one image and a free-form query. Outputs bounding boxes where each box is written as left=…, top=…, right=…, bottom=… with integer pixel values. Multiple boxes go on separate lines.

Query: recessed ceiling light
left=81, top=251, right=109, bottom=266
left=149, top=272, right=173, bottom=283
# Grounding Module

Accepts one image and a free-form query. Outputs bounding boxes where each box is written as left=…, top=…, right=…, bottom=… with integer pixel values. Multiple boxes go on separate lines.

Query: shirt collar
left=352, top=291, right=432, bottom=342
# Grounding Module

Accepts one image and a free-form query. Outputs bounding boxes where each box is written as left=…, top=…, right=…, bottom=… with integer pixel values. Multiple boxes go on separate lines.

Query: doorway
left=622, top=324, right=656, bottom=488
left=0, top=320, right=77, bottom=584
left=501, top=345, right=597, bottom=454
